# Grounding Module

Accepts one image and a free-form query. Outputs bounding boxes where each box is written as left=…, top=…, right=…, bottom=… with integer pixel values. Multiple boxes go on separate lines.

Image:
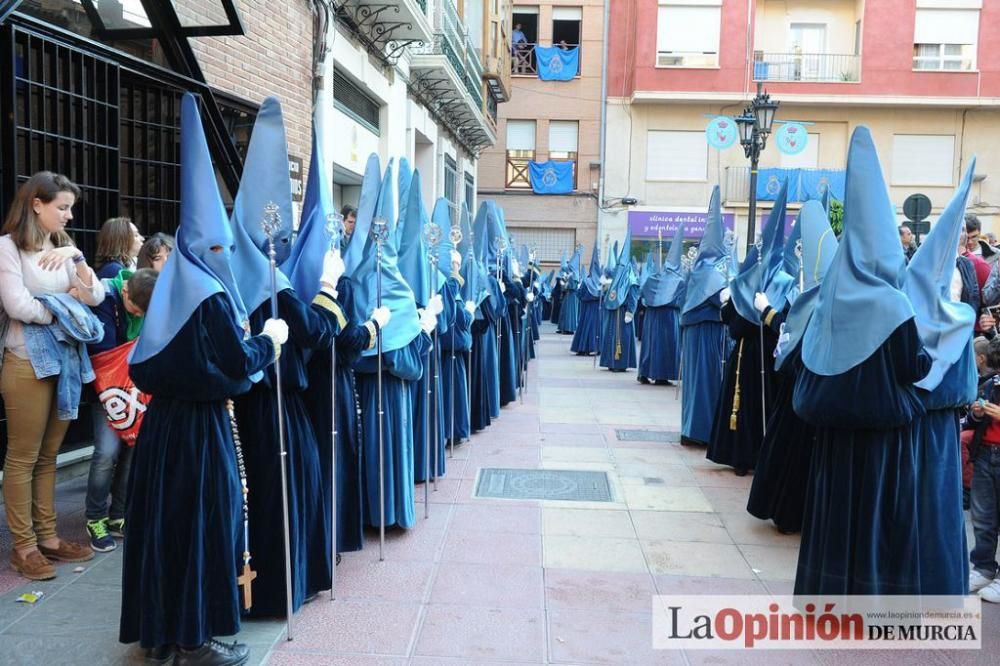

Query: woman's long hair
left=95, top=216, right=137, bottom=270
left=2, top=171, right=80, bottom=252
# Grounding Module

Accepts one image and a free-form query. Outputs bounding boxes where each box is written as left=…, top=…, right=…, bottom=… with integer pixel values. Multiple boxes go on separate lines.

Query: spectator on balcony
left=511, top=24, right=529, bottom=74
left=967, top=214, right=999, bottom=266
left=899, top=223, right=916, bottom=262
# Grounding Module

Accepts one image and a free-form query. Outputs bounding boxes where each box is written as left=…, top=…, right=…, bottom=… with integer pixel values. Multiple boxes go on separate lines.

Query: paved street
left=0, top=323, right=997, bottom=665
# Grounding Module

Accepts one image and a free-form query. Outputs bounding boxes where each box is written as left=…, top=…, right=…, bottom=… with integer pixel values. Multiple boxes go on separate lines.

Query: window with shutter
left=912, top=8, right=979, bottom=70
left=549, top=121, right=578, bottom=190
left=656, top=1, right=722, bottom=68
left=506, top=120, right=536, bottom=188
left=891, top=135, right=955, bottom=186
left=646, top=131, right=708, bottom=181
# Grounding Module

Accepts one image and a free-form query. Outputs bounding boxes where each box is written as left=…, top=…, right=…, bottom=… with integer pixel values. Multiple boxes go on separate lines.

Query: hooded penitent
left=682, top=187, right=729, bottom=315
left=642, top=222, right=687, bottom=309
left=605, top=228, right=636, bottom=310
left=730, top=178, right=789, bottom=325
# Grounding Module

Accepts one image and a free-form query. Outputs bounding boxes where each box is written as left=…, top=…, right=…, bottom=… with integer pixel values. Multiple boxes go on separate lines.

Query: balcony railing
left=753, top=52, right=860, bottom=83
left=512, top=43, right=580, bottom=77
left=506, top=153, right=533, bottom=189
left=464, top=33, right=484, bottom=107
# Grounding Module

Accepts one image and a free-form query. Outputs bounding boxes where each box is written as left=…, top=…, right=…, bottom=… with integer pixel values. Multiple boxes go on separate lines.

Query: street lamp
left=737, top=83, right=780, bottom=253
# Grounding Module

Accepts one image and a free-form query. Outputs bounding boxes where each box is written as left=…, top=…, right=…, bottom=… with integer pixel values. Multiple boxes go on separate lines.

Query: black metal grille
left=334, top=69, right=380, bottom=134
left=444, top=153, right=457, bottom=207
left=464, top=171, right=474, bottom=212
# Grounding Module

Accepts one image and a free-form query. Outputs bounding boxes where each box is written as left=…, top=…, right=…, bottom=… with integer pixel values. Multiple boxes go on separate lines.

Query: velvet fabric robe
left=121, top=294, right=274, bottom=649
left=557, top=280, right=579, bottom=334
left=570, top=285, right=601, bottom=354
left=680, top=297, right=727, bottom=446
left=637, top=305, right=681, bottom=382
left=599, top=286, right=638, bottom=371
left=440, top=278, right=473, bottom=444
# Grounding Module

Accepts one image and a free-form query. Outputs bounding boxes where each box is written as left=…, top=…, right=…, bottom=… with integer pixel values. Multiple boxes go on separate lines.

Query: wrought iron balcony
left=335, top=0, right=433, bottom=66
left=752, top=52, right=860, bottom=83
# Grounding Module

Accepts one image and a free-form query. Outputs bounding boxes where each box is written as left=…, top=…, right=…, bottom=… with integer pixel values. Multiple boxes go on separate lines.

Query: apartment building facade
left=477, top=0, right=603, bottom=268
left=605, top=0, right=1000, bottom=253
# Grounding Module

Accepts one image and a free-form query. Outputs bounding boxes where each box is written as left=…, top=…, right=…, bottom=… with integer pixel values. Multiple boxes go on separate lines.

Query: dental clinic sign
left=628, top=210, right=735, bottom=239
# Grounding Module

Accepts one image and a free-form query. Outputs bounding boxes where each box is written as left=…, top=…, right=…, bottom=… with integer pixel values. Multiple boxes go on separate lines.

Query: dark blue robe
left=121, top=294, right=274, bottom=649
left=557, top=281, right=579, bottom=334
left=235, top=289, right=340, bottom=618
left=746, top=308, right=813, bottom=533
left=498, top=277, right=520, bottom=406
left=680, top=298, right=726, bottom=445
left=471, top=291, right=500, bottom=431
left=706, top=302, right=781, bottom=472
left=599, top=285, right=638, bottom=371
left=570, top=285, right=601, bottom=354
left=549, top=282, right=563, bottom=323
left=638, top=305, right=681, bottom=382
left=441, top=279, right=472, bottom=444
left=355, top=334, right=429, bottom=529
left=304, top=277, right=373, bottom=556
left=792, top=319, right=954, bottom=595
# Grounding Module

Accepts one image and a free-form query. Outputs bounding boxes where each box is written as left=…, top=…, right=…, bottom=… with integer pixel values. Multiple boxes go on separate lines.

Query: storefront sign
left=628, top=210, right=736, bottom=238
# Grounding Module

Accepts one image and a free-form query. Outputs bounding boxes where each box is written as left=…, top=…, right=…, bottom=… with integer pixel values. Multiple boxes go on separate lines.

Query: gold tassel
left=729, top=339, right=745, bottom=431
left=615, top=310, right=623, bottom=360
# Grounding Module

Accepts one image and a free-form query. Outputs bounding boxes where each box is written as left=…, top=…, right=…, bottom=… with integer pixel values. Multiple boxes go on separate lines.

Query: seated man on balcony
left=511, top=23, right=529, bottom=74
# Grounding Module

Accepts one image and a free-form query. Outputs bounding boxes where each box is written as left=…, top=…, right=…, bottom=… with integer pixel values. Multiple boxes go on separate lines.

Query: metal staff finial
left=754, top=233, right=766, bottom=440
left=371, top=214, right=388, bottom=561
left=259, top=200, right=295, bottom=640
left=448, top=223, right=462, bottom=460
left=324, top=210, right=345, bottom=602
left=325, top=212, right=345, bottom=250
left=795, top=237, right=804, bottom=293
left=423, top=218, right=443, bottom=504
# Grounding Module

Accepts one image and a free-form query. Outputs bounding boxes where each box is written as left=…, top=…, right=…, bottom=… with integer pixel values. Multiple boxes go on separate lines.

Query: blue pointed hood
left=906, top=158, right=977, bottom=391
left=775, top=200, right=838, bottom=371
left=284, top=82, right=339, bottom=302
left=761, top=180, right=795, bottom=311
left=132, top=94, right=251, bottom=364
left=235, top=97, right=294, bottom=266
left=395, top=157, right=413, bottom=247
left=605, top=228, right=636, bottom=310
left=802, top=126, right=915, bottom=376
left=638, top=253, right=655, bottom=290
left=730, top=242, right=762, bottom=324
left=568, top=245, right=583, bottom=282
left=782, top=214, right=803, bottom=306
left=343, top=154, right=381, bottom=277
left=431, top=197, right=456, bottom=282
left=643, top=222, right=687, bottom=308
left=351, top=159, right=422, bottom=355
left=582, top=240, right=602, bottom=296
left=457, top=202, right=474, bottom=259
left=397, top=169, right=432, bottom=307
left=682, top=187, right=729, bottom=314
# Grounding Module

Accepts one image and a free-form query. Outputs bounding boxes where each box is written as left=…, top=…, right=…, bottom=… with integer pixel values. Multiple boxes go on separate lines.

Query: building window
left=506, top=119, right=536, bottom=188
left=552, top=6, right=582, bottom=66
left=780, top=133, right=820, bottom=170
left=548, top=120, right=579, bottom=190
left=913, top=7, right=979, bottom=71
left=464, top=172, right=475, bottom=212
left=507, top=227, right=576, bottom=263
left=333, top=69, right=381, bottom=135
left=891, top=135, right=955, bottom=186
left=646, top=130, right=707, bottom=181
left=656, top=1, right=721, bottom=68
left=511, top=6, right=539, bottom=75
left=444, top=154, right=458, bottom=206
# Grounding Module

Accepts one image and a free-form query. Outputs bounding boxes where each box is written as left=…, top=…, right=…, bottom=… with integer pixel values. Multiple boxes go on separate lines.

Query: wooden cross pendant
left=238, top=562, right=257, bottom=610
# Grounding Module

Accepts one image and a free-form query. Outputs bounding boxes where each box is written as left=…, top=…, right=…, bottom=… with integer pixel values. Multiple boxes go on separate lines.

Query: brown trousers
left=1, top=352, right=69, bottom=549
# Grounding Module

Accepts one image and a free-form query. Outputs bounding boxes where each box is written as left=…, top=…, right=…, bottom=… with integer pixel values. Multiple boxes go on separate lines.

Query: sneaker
left=87, top=519, right=116, bottom=552
left=107, top=518, right=125, bottom=539
left=980, top=579, right=1000, bottom=603
left=38, top=539, right=95, bottom=562
left=9, top=549, right=56, bottom=581
left=970, top=570, right=993, bottom=593
left=173, top=639, right=249, bottom=666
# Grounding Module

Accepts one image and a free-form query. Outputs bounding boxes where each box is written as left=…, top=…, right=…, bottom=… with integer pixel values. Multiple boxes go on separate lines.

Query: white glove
left=419, top=308, right=438, bottom=334
left=499, top=281, right=506, bottom=294
left=427, top=294, right=444, bottom=316
left=511, top=258, right=521, bottom=276
left=624, top=312, right=634, bottom=324
left=599, top=275, right=612, bottom=286
left=526, top=292, right=535, bottom=303
left=321, top=249, right=345, bottom=291
left=465, top=300, right=476, bottom=314
left=754, top=292, right=770, bottom=313
left=719, top=288, right=731, bottom=304
left=450, top=250, right=462, bottom=270
left=370, top=306, right=391, bottom=329
left=262, top=318, right=289, bottom=345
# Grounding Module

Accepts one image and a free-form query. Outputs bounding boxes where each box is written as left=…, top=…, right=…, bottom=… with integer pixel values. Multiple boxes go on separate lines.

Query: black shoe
left=637, top=376, right=650, bottom=384
left=174, top=639, right=249, bottom=666
left=336, top=553, right=342, bottom=566
left=679, top=436, right=704, bottom=447
left=733, top=468, right=749, bottom=477
left=145, top=645, right=175, bottom=664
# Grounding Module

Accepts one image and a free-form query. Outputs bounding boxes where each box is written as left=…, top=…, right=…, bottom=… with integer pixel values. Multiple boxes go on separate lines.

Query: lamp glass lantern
left=735, top=112, right=755, bottom=148
left=753, top=94, right=779, bottom=136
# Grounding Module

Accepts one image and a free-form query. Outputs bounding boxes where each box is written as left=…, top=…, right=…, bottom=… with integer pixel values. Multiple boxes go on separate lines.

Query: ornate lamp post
left=735, top=83, right=780, bottom=253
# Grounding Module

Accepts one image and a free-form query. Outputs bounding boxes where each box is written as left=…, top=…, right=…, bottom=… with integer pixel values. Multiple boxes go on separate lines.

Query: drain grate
left=615, top=429, right=680, bottom=442
left=475, top=468, right=613, bottom=502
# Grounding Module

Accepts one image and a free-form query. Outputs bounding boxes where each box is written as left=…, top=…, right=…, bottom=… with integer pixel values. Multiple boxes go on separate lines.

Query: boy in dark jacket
left=966, top=336, right=1000, bottom=602
left=83, top=269, right=157, bottom=552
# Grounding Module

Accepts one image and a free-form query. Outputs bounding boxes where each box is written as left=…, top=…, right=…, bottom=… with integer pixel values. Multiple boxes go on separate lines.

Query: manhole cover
left=474, top=468, right=613, bottom=502
left=615, top=429, right=680, bottom=442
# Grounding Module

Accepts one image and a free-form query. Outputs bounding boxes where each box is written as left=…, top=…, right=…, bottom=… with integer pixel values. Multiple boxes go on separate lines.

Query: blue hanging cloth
left=802, top=126, right=915, bottom=376
left=905, top=158, right=977, bottom=391
left=536, top=45, right=579, bottom=81
left=682, top=186, right=729, bottom=315
left=528, top=160, right=574, bottom=194
left=800, top=169, right=846, bottom=203
left=132, top=93, right=251, bottom=365
left=774, top=201, right=838, bottom=371
left=642, top=222, right=687, bottom=308
left=285, top=86, right=338, bottom=303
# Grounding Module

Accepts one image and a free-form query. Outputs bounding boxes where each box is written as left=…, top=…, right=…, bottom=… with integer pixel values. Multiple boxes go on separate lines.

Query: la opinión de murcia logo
left=99, top=386, right=147, bottom=430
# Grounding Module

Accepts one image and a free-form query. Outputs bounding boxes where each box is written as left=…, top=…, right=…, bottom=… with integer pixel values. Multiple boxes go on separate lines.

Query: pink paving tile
left=468, top=446, right=542, bottom=464
left=541, top=423, right=604, bottom=435
left=276, top=599, right=420, bottom=655
left=544, top=569, right=658, bottom=614
left=429, top=562, right=544, bottom=608
left=357, top=526, right=446, bottom=562
left=535, top=433, right=608, bottom=448
left=654, top=574, right=768, bottom=596
left=414, top=604, right=546, bottom=662
left=449, top=503, right=542, bottom=534
left=409, top=658, right=544, bottom=666
left=547, top=608, right=686, bottom=665
left=266, top=653, right=406, bottom=666
left=685, top=649, right=822, bottom=665
left=814, top=649, right=954, bottom=666
left=440, top=528, right=542, bottom=566
left=331, top=558, right=434, bottom=603
left=761, top=579, right=796, bottom=596
left=690, top=466, right=755, bottom=489
left=414, top=477, right=463, bottom=504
